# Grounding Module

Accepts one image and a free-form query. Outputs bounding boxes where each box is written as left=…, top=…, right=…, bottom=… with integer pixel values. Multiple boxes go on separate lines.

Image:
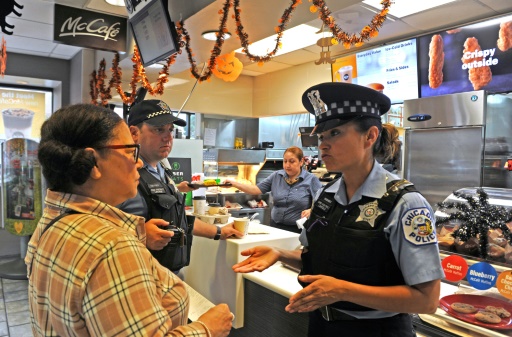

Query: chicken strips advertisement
left=419, top=14, right=512, bottom=97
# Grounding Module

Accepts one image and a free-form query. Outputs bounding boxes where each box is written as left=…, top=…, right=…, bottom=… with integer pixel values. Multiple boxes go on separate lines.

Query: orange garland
left=0, top=37, right=6, bottom=78
left=90, top=0, right=392, bottom=105
left=311, top=0, right=391, bottom=48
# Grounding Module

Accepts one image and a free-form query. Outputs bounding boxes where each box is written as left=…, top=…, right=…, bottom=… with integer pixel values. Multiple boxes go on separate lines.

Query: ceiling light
left=105, top=0, right=126, bottom=6
left=362, top=0, right=457, bottom=18
left=201, top=31, right=231, bottom=41
left=235, top=24, right=332, bottom=58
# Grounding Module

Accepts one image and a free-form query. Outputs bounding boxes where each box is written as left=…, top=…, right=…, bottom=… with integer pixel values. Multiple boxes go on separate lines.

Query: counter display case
left=435, top=187, right=512, bottom=267
left=417, top=187, right=512, bottom=336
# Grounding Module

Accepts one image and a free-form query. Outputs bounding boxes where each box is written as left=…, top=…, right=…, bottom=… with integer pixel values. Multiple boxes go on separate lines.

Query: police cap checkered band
left=128, top=100, right=186, bottom=127
left=302, top=82, right=391, bottom=134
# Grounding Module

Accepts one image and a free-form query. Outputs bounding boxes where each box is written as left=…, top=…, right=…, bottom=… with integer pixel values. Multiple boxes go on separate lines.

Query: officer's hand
left=286, top=274, right=341, bottom=313
left=232, top=246, right=280, bottom=273
left=144, top=219, right=173, bottom=250
left=301, top=209, right=312, bottom=219
left=220, top=222, right=244, bottom=239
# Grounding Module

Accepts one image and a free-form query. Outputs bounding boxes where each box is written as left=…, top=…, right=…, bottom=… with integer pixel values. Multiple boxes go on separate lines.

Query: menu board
left=418, top=14, right=512, bottom=97
left=331, top=38, right=419, bottom=104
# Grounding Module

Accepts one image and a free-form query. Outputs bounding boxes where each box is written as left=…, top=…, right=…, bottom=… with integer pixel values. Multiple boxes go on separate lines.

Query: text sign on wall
left=53, top=4, right=127, bottom=52
left=167, top=157, right=192, bottom=184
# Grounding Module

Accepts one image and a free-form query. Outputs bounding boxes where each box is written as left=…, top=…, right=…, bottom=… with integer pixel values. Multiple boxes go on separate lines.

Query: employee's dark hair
left=284, top=146, right=304, bottom=161
left=38, top=104, right=123, bottom=192
left=351, top=119, right=401, bottom=170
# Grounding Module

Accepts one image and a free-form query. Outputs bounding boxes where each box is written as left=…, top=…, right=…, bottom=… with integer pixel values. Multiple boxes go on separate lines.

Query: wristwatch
left=213, top=225, right=221, bottom=240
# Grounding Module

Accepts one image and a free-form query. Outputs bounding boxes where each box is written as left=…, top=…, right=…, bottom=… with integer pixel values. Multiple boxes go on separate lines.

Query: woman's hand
left=176, top=181, right=196, bottom=192
left=301, top=209, right=312, bottom=219
left=232, top=246, right=280, bottom=273
left=197, top=303, right=232, bottom=337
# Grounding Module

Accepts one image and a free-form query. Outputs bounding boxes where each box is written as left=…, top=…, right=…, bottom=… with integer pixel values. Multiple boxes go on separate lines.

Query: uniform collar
left=325, top=161, right=399, bottom=205
left=278, top=168, right=306, bottom=180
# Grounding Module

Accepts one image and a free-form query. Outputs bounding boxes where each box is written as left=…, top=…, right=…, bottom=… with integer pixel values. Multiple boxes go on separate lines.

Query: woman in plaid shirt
left=26, top=104, right=232, bottom=337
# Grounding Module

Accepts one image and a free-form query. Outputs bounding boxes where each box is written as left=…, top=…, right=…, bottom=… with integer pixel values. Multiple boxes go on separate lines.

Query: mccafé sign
left=53, top=4, right=127, bottom=52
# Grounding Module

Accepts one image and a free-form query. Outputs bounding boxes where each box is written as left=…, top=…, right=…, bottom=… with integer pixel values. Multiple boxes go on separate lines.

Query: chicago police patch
left=402, top=208, right=437, bottom=245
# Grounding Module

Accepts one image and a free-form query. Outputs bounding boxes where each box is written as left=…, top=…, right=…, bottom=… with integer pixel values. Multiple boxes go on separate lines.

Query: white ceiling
left=3, top=0, right=512, bottom=81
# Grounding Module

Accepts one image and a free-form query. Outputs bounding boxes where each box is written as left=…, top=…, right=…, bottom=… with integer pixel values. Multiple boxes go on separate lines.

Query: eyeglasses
left=96, top=144, right=140, bottom=163
left=147, top=125, right=175, bottom=136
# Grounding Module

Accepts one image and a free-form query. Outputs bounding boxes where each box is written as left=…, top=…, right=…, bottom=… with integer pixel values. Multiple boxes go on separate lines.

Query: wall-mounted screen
left=331, top=38, right=419, bottom=104
left=0, top=86, right=53, bottom=141
left=128, top=0, right=179, bottom=67
left=299, top=127, right=318, bottom=148
left=418, top=14, right=512, bottom=97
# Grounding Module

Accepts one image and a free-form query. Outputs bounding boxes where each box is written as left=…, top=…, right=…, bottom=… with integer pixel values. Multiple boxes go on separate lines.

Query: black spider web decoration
left=436, top=188, right=512, bottom=259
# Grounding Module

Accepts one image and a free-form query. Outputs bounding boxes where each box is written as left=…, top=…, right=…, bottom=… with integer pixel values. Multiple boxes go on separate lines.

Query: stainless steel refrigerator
left=403, top=90, right=512, bottom=207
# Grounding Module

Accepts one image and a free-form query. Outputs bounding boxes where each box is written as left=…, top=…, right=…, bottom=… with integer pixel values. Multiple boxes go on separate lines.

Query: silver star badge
left=356, top=200, right=385, bottom=227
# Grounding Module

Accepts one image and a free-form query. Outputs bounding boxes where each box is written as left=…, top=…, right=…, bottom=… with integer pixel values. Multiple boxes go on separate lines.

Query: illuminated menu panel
left=332, top=38, right=419, bottom=104
left=418, top=14, right=512, bottom=97
left=129, top=0, right=178, bottom=66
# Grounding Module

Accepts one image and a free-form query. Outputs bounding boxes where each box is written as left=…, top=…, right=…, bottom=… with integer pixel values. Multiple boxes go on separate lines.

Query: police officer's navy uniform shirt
left=257, top=169, right=322, bottom=227
left=118, top=160, right=169, bottom=219
left=299, top=161, right=445, bottom=319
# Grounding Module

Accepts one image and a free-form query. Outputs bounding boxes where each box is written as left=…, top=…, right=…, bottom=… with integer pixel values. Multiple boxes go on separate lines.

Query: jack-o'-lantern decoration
left=212, top=51, right=243, bottom=82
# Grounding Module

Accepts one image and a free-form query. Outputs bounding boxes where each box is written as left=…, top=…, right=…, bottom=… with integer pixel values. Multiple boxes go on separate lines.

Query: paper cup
left=336, top=66, right=353, bottom=83
left=233, top=218, right=250, bottom=237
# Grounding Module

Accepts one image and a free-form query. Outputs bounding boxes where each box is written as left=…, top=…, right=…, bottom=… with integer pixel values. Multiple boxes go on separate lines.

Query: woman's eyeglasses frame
left=96, top=144, right=140, bottom=163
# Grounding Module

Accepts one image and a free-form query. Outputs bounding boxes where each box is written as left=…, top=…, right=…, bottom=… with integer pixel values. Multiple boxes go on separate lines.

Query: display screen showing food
left=418, top=14, right=512, bottom=97
left=331, top=38, right=419, bottom=104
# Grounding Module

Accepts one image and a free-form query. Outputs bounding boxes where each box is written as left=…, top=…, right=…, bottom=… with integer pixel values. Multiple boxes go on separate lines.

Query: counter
left=240, top=264, right=512, bottom=336
left=181, top=222, right=299, bottom=328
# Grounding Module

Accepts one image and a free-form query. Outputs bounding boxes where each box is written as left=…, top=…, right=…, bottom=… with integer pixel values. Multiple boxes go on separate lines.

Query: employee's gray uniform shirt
left=258, top=169, right=322, bottom=226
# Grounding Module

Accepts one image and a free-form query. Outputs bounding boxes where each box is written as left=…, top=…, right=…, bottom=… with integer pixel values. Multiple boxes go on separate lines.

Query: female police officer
left=232, top=82, right=444, bottom=337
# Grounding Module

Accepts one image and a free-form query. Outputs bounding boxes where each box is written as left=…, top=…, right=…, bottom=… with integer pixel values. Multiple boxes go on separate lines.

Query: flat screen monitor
left=418, top=14, right=512, bottom=97
left=299, top=127, right=318, bottom=148
left=331, top=38, right=419, bottom=104
left=128, top=0, right=179, bottom=67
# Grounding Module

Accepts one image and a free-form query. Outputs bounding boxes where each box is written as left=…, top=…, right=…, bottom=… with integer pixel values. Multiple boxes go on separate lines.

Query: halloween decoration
left=315, top=36, right=335, bottom=65
left=90, top=59, right=115, bottom=106
left=0, top=0, right=23, bottom=35
left=436, top=188, right=512, bottom=259
left=89, top=0, right=393, bottom=105
left=310, top=0, right=391, bottom=49
left=212, top=51, right=243, bottom=82
left=0, top=37, right=6, bottom=77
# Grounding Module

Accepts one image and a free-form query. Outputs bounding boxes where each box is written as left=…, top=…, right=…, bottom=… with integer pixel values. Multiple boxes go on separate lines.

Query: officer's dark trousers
left=308, top=310, right=415, bottom=337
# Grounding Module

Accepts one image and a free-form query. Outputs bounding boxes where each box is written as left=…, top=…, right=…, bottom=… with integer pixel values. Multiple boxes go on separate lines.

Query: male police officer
left=118, top=100, right=242, bottom=273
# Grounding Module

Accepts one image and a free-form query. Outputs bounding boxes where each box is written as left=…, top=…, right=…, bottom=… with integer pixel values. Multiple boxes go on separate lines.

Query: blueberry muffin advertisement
left=419, top=14, right=512, bottom=97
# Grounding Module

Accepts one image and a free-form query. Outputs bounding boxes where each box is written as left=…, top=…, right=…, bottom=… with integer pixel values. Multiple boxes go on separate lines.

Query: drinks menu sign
left=331, top=38, right=419, bottom=104
left=0, top=88, right=48, bottom=140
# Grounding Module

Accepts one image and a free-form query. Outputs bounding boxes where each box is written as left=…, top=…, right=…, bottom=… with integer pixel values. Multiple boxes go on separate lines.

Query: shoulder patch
left=401, top=207, right=437, bottom=245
